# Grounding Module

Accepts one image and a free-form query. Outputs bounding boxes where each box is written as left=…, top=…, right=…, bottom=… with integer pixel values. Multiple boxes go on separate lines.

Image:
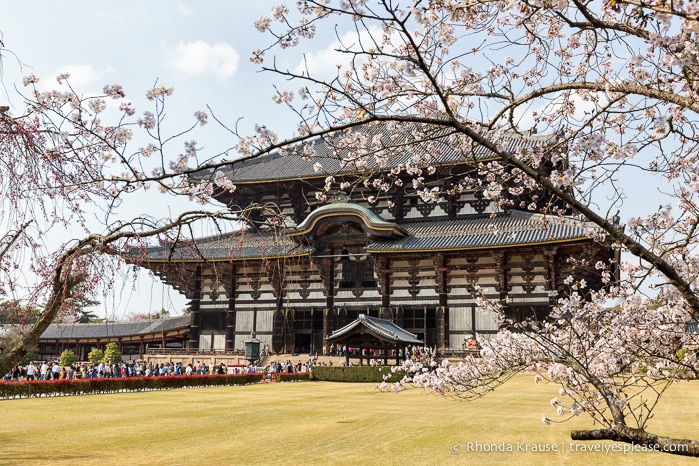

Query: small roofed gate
left=324, top=306, right=382, bottom=339
left=326, top=314, right=424, bottom=366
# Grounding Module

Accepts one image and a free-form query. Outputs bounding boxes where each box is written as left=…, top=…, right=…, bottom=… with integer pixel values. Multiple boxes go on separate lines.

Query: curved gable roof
left=327, top=314, right=423, bottom=344
left=289, top=202, right=407, bottom=241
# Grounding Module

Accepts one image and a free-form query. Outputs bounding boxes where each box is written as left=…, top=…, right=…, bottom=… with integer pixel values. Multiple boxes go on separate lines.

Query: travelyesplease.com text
left=450, top=441, right=688, bottom=455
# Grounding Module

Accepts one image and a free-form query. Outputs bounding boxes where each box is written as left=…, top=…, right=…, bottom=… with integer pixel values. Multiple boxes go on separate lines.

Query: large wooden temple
left=129, top=122, right=616, bottom=355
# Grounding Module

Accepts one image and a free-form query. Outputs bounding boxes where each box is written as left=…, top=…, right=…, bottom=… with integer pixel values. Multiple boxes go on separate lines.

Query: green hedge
left=311, top=365, right=405, bottom=383
left=273, top=372, right=312, bottom=383
left=0, top=373, right=282, bottom=399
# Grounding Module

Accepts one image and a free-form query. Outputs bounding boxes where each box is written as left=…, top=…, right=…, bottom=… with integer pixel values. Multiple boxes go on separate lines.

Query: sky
left=0, top=1, right=339, bottom=320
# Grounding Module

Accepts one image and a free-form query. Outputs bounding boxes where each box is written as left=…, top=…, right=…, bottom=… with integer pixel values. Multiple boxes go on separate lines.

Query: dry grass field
left=1, top=375, right=698, bottom=465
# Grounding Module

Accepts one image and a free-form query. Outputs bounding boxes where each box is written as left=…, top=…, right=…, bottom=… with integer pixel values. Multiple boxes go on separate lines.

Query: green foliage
left=59, top=349, right=77, bottom=367
left=0, top=373, right=278, bottom=398
left=273, top=372, right=312, bottom=383
left=0, top=300, right=41, bottom=325
left=311, top=365, right=404, bottom=383
left=0, top=330, right=37, bottom=365
left=103, top=342, right=122, bottom=363
left=70, top=297, right=103, bottom=323
left=87, top=348, right=104, bottom=364
left=675, top=348, right=692, bottom=362
left=20, top=351, right=36, bottom=366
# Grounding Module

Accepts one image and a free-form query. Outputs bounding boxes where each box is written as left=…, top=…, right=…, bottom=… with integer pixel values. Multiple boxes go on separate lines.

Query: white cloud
left=513, top=91, right=606, bottom=132
left=295, top=28, right=384, bottom=80
left=168, top=41, right=240, bottom=79
left=53, top=64, right=108, bottom=89
left=175, top=3, right=195, bottom=17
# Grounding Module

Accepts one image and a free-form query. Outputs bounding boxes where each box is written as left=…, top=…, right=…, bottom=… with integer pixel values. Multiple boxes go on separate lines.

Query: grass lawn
left=1, top=374, right=698, bottom=465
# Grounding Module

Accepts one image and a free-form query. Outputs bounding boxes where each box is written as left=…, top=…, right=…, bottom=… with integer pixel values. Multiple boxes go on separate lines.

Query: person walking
left=25, top=361, right=36, bottom=380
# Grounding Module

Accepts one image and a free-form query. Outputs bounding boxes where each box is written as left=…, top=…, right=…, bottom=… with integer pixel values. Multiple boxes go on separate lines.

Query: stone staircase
left=260, top=353, right=349, bottom=367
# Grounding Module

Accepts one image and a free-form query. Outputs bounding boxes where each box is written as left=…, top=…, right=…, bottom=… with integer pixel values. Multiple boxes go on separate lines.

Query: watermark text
left=450, top=440, right=688, bottom=455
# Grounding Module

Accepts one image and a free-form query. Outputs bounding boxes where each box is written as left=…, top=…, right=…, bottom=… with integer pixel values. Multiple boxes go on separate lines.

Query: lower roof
left=368, top=210, right=595, bottom=252
left=130, top=210, right=597, bottom=264
left=39, top=315, right=191, bottom=340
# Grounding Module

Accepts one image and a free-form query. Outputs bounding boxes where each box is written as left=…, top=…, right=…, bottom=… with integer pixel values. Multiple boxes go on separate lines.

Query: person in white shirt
left=51, top=361, right=60, bottom=380
left=25, top=362, right=36, bottom=380
left=39, top=362, right=49, bottom=380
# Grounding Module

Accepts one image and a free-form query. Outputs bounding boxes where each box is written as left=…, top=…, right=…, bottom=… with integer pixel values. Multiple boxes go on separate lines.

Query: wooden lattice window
left=339, top=249, right=376, bottom=289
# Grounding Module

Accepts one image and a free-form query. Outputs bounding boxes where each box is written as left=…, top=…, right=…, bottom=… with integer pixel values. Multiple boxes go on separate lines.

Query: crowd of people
left=1, top=359, right=250, bottom=382
left=326, top=343, right=437, bottom=362
left=3, top=343, right=442, bottom=383
left=265, top=357, right=315, bottom=374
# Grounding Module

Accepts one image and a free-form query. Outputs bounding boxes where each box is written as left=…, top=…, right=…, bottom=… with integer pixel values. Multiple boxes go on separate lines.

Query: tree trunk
left=0, top=257, right=76, bottom=377
left=571, top=426, right=699, bottom=457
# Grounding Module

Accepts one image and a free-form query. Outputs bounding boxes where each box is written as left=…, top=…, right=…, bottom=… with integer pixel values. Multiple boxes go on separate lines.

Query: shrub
left=103, top=342, right=122, bottom=364
left=0, top=373, right=281, bottom=399
left=311, top=365, right=404, bottom=383
left=274, top=372, right=312, bottom=383
left=59, top=349, right=77, bottom=367
left=87, top=349, right=104, bottom=364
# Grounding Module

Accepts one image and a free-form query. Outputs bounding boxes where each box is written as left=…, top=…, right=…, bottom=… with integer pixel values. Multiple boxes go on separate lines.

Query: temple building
left=125, top=122, right=616, bottom=355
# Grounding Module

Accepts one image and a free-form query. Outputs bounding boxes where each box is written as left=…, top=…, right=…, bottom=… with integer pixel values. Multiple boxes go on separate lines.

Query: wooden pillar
left=321, top=255, right=336, bottom=347
left=377, top=256, right=391, bottom=310
left=188, top=265, right=203, bottom=350
left=544, top=248, right=559, bottom=305
left=270, top=259, right=287, bottom=353
left=436, top=306, right=446, bottom=351
left=283, top=308, right=295, bottom=353
left=435, top=253, right=448, bottom=351
left=494, top=251, right=509, bottom=302
left=272, top=308, right=284, bottom=354
left=226, top=265, right=236, bottom=351
left=423, top=306, right=428, bottom=346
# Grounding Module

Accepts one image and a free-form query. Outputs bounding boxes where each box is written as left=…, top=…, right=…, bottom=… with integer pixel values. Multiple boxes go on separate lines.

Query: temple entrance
left=397, top=307, right=437, bottom=347
left=294, top=333, right=311, bottom=354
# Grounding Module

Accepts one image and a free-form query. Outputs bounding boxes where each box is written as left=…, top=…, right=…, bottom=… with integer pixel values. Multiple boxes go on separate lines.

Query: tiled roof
left=367, top=211, right=595, bottom=252
left=131, top=211, right=596, bottom=262
left=40, top=315, right=191, bottom=340
left=132, top=230, right=314, bottom=262
left=327, top=314, right=423, bottom=344
left=196, top=122, right=554, bottom=184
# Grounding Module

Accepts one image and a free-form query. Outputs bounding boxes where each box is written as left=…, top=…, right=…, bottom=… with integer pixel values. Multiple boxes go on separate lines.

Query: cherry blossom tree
left=382, top=282, right=699, bottom=456
left=243, top=0, right=699, bottom=456
left=0, top=74, right=240, bottom=376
